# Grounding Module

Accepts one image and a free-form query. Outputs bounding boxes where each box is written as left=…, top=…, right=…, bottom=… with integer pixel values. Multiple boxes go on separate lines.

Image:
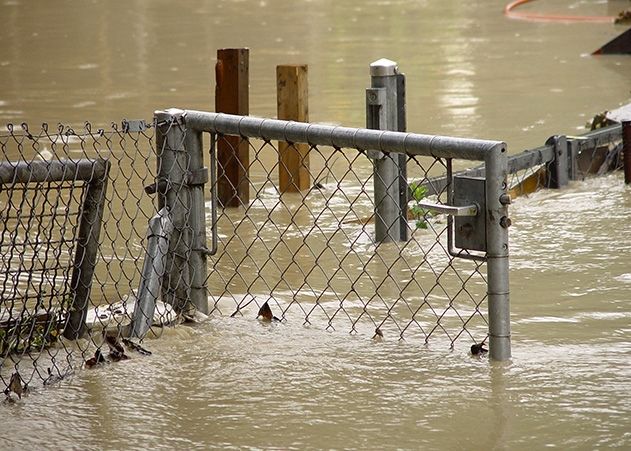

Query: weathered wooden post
left=366, top=58, right=408, bottom=242
left=277, top=64, right=310, bottom=193
left=215, top=48, right=250, bottom=207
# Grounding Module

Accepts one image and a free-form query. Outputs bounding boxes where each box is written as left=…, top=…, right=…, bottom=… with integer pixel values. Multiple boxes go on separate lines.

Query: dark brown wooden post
left=215, top=48, right=250, bottom=207
left=277, top=64, right=310, bottom=193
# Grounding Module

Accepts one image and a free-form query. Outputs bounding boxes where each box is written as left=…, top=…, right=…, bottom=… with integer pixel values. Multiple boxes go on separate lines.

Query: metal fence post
left=485, top=144, right=511, bottom=361
left=567, top=138, right=580, bottom=181
left=64, top=160, right=111, bottom=340
left=185, top=128, right=210, bottom=315
left=154, top=108, right=192, bottom=314
left=396, top=72, right=408, bottom=240
left=622, top=121, right=631, bottom=185
left=131, top=208, right=173, bottom=338
left=366, top=58, right=407, bottom=242
left=545, top=135, right=569, bottom=188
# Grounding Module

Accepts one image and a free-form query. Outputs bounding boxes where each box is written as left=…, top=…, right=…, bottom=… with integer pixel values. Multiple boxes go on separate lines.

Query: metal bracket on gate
left=122, top=119, right=149, bottom=133
left=416, top=174, right=487, bottom=261
left=365, top=87, right=387, bottom=160
left=187, top=167, right=209, bottom=186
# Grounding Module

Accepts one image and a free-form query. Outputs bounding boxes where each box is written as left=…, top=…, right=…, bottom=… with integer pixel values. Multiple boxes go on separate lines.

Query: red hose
left=504, top=0, right=614, bottom=23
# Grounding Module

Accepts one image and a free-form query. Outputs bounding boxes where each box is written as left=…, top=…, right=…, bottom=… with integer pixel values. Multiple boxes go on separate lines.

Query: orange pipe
left=504, top=0, right=614, bottom=23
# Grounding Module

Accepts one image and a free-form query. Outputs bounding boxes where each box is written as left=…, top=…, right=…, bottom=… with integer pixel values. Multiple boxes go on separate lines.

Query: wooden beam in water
left=277, top=64, right=310, bottom=193
left=215, top=48, right=250, bottom=207
left=593, top=26, right=631, bottom=54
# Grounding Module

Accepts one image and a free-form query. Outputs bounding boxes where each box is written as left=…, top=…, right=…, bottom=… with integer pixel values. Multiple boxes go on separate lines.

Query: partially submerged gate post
left=153, top=108, right=209, bottom=316
left=485, top=145, right=512, bottom=361
left=366, top=58, right=408, bottom=242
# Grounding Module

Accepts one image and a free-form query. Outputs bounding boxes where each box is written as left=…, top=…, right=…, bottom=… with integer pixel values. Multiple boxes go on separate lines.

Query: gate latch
left=415, top=176, right=487, bottom=252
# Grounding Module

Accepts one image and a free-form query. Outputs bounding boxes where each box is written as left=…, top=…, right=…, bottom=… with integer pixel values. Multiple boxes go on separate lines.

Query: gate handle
left=415, top=201, right=478, bottom=217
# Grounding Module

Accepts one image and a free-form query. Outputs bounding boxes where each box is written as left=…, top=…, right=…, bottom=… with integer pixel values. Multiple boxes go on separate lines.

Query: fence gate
left=155, top=108, right=511, bottom=361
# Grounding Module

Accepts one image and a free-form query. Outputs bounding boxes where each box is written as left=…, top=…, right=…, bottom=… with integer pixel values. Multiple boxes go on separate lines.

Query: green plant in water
left=409, top=182, right=432, bottom=230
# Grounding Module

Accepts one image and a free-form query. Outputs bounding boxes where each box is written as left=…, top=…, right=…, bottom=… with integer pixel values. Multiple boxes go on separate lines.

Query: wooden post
left=277, top=64, right=310, bottom=193
left=215, top=48, right=250, bottom=207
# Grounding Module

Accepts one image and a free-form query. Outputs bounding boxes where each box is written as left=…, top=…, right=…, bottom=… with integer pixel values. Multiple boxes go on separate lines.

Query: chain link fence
left=0, top=121, right=167, bottom=397
left=2, top=109, right=621, bottom=398
left=176, top=110, right=510, bottom=357
left=207, top=134, right=491, bottom=343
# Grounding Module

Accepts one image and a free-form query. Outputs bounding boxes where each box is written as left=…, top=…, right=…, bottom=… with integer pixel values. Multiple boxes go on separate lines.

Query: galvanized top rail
left=176, top=110, right=505, bottom=161
left=0, top=158, right=109, bottom=184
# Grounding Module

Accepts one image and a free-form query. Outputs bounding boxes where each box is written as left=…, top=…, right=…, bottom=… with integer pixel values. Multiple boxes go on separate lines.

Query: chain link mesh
left=1, top=115, right=622, bottom=398
left=207, top=134, right=490, bottom=347
left=0, top=121, right=161, bottom=398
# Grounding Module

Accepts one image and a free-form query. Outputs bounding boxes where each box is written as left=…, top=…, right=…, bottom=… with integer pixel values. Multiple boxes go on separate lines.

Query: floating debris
left=470, top=342, right=488, bottom=356
left=257, top=301, right=281, bottom=322
left=3, top=372, right=24, bottom=400
left=614, top=9, right=631, bottom=25
left=85, top=349, right=106, bottom=368
left=122, top=338, right=152, bottom=356
left=104, top=332, right=129, bottom=362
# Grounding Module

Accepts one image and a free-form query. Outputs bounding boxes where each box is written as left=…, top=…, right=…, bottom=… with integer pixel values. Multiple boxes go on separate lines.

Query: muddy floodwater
left=1, top=0, right=631, bottom=449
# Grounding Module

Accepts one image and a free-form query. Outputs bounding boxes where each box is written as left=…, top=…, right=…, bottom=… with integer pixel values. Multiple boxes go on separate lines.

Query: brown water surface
left=1, top=0, right=631, bottom=449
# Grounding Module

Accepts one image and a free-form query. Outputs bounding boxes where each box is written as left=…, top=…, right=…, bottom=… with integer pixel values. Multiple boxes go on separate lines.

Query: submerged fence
left=171, top=108, right=511, bottom=362
left=0, top=121, right=165, bottom=395
left=0, top=57, right=626, bottom=397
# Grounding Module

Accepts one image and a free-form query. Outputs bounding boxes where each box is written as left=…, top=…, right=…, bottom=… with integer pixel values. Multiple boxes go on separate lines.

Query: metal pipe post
left=64, top=160, right=111, bottom=339
left=485, top=144, right=511, bottom=361
left=622, top=121, right=631, bottom=185
left=154, top=108, right=191, bottom=314
left=131, top=208, right=173, bottom=338
left=367, top=58, right=406, bottom=243
left=185, top=129, right=210, bottom=315
left=396, top=72, right=408, bottom=240
left=545, top=135, right=569, bottom=188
